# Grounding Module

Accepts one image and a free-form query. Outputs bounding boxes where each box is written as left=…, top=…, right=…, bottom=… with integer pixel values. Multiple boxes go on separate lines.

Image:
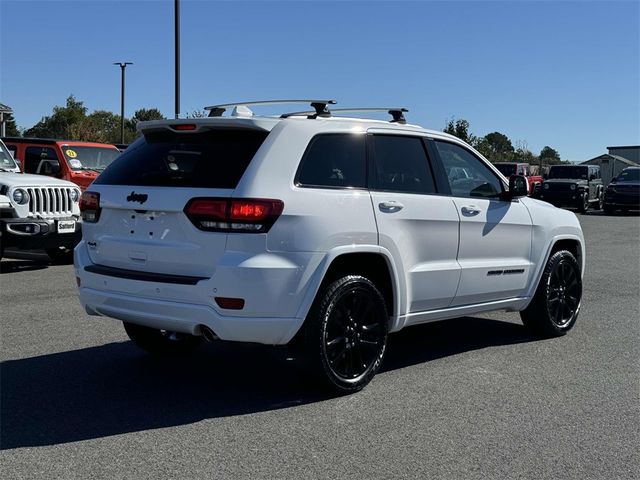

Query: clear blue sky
left=1, top=0, right=639, bottom=160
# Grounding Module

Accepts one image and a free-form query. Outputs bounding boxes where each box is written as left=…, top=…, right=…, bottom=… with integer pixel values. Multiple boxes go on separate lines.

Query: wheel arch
left=550, top=238, right=583, bottom=272
left=523, top=233, right=585, bottom=305
left=293, top=246, right=404, bottom=337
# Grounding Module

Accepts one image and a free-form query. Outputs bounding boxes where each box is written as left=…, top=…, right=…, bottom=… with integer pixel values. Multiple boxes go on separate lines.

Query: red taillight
left=80, top=191, right=101, bottom=223
left=171, top=124, right=197, bottom=131
left=184, top=198, right=283, bottom=233
left=186, top=199, right=227, bottom=219
left=230, top=201, right=270, bottom=220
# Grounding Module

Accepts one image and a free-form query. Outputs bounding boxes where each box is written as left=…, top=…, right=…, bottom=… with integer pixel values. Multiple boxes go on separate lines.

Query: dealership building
left=581, top=145, right=640, bottom=184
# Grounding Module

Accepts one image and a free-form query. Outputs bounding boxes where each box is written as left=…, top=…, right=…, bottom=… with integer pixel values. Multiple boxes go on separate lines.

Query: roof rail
left=204, top=99, right=337, bottom=118
left=282, top=107, right=409, bottom=124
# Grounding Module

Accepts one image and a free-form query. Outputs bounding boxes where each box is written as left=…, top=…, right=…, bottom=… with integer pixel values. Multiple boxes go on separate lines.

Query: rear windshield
left=94, top=129, right=269, bottom=188
left=62, top=146, right=121, bottom=172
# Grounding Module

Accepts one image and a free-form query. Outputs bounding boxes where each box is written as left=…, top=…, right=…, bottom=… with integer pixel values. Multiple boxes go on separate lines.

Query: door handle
left=379, top=201, right=404, bottom=212
left=461, top=205, right=481, bottom=216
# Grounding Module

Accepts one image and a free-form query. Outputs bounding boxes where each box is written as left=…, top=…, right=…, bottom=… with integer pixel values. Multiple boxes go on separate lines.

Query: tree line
left=443, top=117, right=565, bottom=166
left=3, top=97, right=567, bottom=164
left=3, top=95, right=166, bottom=144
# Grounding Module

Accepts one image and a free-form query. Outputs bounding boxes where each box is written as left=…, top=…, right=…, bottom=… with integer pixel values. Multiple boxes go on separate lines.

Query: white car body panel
left=450, top=196, right=533, bottom=306
left=370, top=191, right=460, bottom=312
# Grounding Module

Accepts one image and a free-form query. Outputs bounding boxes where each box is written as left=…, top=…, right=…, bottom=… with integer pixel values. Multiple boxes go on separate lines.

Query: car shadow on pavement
left=0, top=259, right=51, bottom=274
left=0, top=250, right=55, bottom=274
left=1, top=316, right=532, bottom=450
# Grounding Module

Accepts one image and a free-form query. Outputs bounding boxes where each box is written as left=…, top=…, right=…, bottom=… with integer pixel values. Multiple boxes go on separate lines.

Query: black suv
left=538, top=165, right=603, bottom=213
left=603, top=166, right=640, bottom=214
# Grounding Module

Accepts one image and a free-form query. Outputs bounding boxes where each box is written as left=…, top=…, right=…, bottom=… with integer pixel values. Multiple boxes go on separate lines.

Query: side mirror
left=508, top=175, right=528, bottom=198
left=543, top=173, right=548, bottom=180
left=610, top=177, right=617, bottom=184
left=37, top=159, right=61, bottom=176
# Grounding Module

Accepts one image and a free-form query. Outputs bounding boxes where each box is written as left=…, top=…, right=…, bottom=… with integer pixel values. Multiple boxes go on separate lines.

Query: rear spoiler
left=136, top=118, right=275, bottom=134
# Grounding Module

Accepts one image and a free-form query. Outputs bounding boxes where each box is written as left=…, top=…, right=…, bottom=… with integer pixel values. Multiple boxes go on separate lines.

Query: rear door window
left=95, top=129, right=269, bottom=188
left=371, top=135, right=436, bottom=194
left=296, top=134, right=366, bottom=188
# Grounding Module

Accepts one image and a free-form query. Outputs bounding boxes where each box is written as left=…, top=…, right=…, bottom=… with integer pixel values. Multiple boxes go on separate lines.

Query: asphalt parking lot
left=1, top=211, right=638, bottom=480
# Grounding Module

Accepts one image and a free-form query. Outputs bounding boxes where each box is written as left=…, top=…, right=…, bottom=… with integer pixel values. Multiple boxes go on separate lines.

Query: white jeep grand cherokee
left=75, top=100, right=584, bottom=392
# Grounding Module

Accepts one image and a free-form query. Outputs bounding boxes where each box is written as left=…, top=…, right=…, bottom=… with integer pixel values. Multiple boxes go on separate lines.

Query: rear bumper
left=78, top=286, right=302, bottom=344
left=1, top=217, right=81, bottom=250
left=74, top=241, right=322, bottom=345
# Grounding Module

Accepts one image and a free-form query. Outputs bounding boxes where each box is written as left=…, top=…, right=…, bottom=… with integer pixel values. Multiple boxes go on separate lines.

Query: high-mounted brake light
left=80, top=191, right=101, bottom=223
left=184, top=198, right=284, bottom=233
left=171, top=124, right=197, bottom=131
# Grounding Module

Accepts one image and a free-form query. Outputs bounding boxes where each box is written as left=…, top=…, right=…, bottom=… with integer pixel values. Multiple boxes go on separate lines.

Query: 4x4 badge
left=126, top=191, right=148, bottom=204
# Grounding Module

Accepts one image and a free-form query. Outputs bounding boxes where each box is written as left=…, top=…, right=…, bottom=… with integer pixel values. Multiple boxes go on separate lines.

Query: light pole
left=174, top=0, right=180, bottom=119
left=113, top=62, right=133, bottom=144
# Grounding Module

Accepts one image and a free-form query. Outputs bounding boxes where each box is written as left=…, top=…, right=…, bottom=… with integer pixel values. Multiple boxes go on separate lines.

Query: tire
left=593, top=192, right=603, bottom=210
left=520, top=250, right=582, bottom=338
left=46, top=247, right=74, bottom=264
left=303, top=275, right=388, bottom=393
left=123, top=322, right=204, bottom=356
left=577, top=193, right=589, bottom=214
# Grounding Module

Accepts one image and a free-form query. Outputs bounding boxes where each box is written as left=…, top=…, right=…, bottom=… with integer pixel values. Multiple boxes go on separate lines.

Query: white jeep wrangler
left=1, top=139, right=82, bottom=263
left=75, top=100, right=584, bottom=392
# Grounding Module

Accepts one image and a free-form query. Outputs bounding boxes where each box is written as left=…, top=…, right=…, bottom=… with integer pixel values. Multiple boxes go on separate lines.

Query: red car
left=2, top=137, right=121, bottom=191
left=494, top=162, right=543, bottom=195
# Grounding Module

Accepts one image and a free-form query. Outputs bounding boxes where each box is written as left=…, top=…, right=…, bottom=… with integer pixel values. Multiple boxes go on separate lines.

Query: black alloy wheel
left=520, top=250, right=582, bottom=337
left=304, top=276, right=388, bottom=393
left=546, top=257, right=581, bottom=328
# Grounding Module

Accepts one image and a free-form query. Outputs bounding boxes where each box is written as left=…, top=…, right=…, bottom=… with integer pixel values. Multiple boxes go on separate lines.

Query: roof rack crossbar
left=204, top=99, right=336, bottom=117
left=281, top=107, right=409, bottom=124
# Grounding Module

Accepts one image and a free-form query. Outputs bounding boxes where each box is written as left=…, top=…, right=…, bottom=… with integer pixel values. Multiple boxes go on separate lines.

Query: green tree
left=443, top=117, right=477, bottom=145
left=125, top=108, right=165, bottom=142
left=513, top=147, right=537, bottom=164
left=130, top=108, right=165, bottom=125
left=476, top=131, right=514, bottom=162
left=72, top=110, right=122, bottom=143
left=24, top=95, right=87, bottom=139
left=2, top=113, right=20, bottom=136
left=539, top=146, right=562, bottom=165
